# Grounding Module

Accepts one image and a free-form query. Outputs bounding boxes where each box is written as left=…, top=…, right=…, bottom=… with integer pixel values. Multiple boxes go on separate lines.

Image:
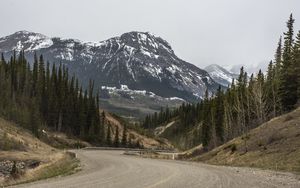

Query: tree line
left=142, top=14, right=300, bottom=150
left=0, top=51, right=141, bottom=147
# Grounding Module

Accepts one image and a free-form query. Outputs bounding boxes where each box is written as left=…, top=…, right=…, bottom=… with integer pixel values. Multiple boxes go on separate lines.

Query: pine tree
left=32, top=52, right=38, bottom=97
left=121, top=124, right=127, bottom=147
left=201, top=90, right=211, bottom=149
left=254, top=70, right=266, bottom=124
left=265, top=61, right=276, bottom=118
left=215, top=85, right=224, bottom=143
left=114, top=126, right=119, bottom=147
left=30, top=99, right=40, bottom=138
left=106, top=124, right=112, bottom=146
left=279, top=14, right=297, bottom=111
left=100, top=111, right=106, bottom=143
left=293, top=30, right=300, bottom=103
left=272, top=37, right=283, bottom=116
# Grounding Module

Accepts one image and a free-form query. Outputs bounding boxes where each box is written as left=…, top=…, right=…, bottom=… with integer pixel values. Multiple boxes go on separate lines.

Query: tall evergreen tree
left=279, top=14, right=297, bottom=111
left=201, top=90, right=211, bottom=148
left=215, top=86, right=224, bottom=143
left=121, top=124, right=127, bottom=147
left=293, top=30, right=300, bottom=102
left=106, top=124, right=112, bottom=146
left=114, top=126, right=120, bottom=147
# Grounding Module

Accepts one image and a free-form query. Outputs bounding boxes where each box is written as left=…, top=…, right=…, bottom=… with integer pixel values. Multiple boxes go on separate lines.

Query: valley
left=0, top=1, right=300, bottom=187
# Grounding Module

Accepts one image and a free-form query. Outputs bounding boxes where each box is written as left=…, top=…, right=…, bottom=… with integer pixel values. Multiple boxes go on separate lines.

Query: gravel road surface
left=12, top=150, right=300, bottom=188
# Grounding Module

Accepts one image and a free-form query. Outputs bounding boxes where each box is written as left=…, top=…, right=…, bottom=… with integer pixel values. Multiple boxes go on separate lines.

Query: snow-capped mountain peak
left=205, top=64, right=238, bottom=87
left=0, top=30, right=53, bottom=52
left=0, top=31, right=220, bottom=103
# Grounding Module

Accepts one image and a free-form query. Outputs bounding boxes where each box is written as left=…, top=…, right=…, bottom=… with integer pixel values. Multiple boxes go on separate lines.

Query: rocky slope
left=205, top=64, right=238, bottom=87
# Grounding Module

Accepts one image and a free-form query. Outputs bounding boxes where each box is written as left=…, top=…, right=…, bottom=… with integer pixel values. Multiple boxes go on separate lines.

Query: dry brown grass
left=192, top=107, right=300, bottom=173
left=105, top=112, right=172, bottom=149
left=40, top=131, right=91, bottom=149
left=0, top=118, right=79, bottom=186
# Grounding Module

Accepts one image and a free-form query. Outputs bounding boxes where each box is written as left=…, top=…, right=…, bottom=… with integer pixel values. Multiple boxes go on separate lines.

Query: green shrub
left=0, top=132, right=26, bottom=151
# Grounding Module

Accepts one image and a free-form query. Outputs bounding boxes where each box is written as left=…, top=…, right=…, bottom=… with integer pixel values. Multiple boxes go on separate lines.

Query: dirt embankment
left=191, top=107, right=300, bottom=173
left=0, top=118, right=78, bottom=186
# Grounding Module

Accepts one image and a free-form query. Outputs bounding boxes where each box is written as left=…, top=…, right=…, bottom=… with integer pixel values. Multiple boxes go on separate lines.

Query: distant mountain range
left=0, top=31, right=223, bottom=117
left=204, top=64, right=239, bottom=87
left=226, top=61, right=269, bottom=75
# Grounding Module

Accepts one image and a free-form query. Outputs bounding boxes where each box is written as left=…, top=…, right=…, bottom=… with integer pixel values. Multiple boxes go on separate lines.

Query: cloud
left=0, top=0, right=299, bottom=68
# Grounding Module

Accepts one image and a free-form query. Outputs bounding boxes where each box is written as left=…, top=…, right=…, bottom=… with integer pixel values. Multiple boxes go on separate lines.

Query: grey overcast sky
left=1, top=0, right=300, bottom=68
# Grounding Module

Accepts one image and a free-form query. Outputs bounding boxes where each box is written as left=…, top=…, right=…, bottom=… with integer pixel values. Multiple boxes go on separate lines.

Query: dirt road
left=12, top=150, right=300, bottom=188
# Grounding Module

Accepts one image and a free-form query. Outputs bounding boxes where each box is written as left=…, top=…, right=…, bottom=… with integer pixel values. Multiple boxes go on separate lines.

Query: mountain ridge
left=205, top=64, right=238, bottom=87
left=0, top=30, right=220, bottom=117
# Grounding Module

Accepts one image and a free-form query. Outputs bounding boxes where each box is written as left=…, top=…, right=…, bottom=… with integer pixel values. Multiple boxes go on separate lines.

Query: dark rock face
left=0, top=31, right=219, bottom=102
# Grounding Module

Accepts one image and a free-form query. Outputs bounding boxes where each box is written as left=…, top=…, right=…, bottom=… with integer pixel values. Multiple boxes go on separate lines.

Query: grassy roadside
left=0, top=117, right=81, bottom=187
left=2, top=152, right=80, bottom=187
left=188, top=108, right=300, bottom=174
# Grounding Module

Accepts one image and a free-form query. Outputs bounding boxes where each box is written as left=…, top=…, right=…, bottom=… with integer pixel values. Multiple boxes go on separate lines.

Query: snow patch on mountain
left=167, top=97, right=185, bottom=101
left=0, top=30, right=219, bottom=102
left=210, top=68, right=232, bottom=83
left=14, top=41, right=24, bottom=51
left=101, top=84, right=185, bottom=102
left=26, top=35, right=53, bottom=50
left=205, top=64, right=238, bottom=87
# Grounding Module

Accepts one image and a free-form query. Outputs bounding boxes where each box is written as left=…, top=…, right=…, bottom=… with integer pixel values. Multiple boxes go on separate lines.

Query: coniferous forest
left=143, top=14, right=300, bottom=150
left=0, top=51, right=106, bottom=144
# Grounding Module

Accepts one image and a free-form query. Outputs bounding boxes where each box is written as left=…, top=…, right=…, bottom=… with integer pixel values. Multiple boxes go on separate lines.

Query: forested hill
left=143, top=14, right=300, bottom=151
left=0, top=51, right=104, bottom=143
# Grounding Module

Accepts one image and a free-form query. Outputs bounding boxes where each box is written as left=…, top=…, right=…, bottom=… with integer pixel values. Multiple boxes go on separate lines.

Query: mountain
left=227, top=61, right=269, bottom=75
left=204, top=64, right=238, bottom=87
left=0, top=31, right=219, bottom=117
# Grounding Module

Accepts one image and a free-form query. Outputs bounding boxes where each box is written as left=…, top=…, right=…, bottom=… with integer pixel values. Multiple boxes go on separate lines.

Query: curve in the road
left=12, top=150, right=300, bottom=188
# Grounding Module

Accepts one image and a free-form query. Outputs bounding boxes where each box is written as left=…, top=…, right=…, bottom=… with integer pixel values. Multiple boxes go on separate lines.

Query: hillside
left=155, top=119, right=201, bottom=150
left=190, top=107, right=300, bottom=172
left=104, top=112, right=172, bottom=149
left=0, top=118, right=78, bottom=186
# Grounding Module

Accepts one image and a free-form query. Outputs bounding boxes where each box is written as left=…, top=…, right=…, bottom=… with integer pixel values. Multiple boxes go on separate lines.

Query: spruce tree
left=273, top=37, right=283, bottom=115
left=121, top=124, right=127, bottom=147
left=279, top=14, right=297, bottom=111
left=215, top=86, right=224, bottom=143
left=293, top=30, right=300, bottom=102
left=265, top=61, right=276, bottom=118
left=201, top=90, right=211, bottom=149
left=106, top=124, right=112, bottom=146
left=114, top=126, right=119, bottom=147
left=32, top=52, right=38, bottom=97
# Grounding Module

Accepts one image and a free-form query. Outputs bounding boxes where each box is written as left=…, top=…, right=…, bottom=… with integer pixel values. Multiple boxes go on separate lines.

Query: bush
left=0, top=132, right=26, bottom=151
